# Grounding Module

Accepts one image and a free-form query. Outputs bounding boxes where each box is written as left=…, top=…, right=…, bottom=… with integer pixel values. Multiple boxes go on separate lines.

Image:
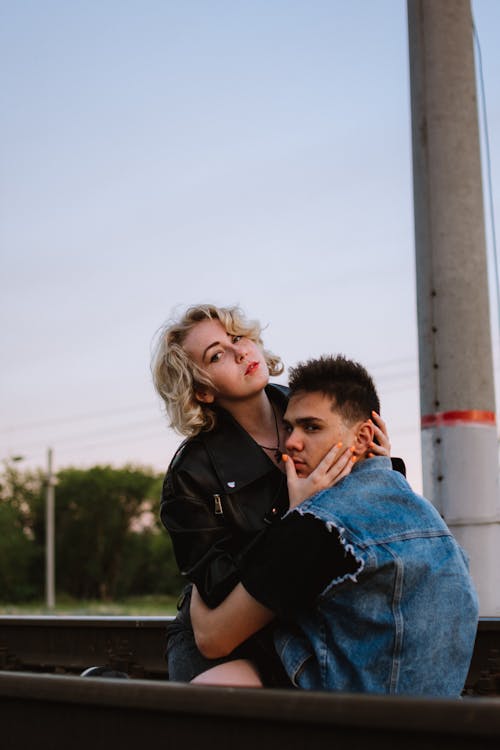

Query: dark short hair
left=288, top=355, right=380, bottom=424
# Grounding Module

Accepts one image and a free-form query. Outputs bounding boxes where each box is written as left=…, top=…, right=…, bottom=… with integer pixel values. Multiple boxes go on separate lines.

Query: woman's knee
left=190, top=659, right=263, bottom=687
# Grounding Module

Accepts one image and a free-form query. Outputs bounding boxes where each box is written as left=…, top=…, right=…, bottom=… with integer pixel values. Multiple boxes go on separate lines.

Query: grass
left=0, top=594, right=179, bottom=616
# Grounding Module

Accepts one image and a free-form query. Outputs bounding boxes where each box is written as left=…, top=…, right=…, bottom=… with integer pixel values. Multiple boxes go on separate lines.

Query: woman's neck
left=222, top=388, right=274, bottom=434
left=220, top=387, right=285, bottom=455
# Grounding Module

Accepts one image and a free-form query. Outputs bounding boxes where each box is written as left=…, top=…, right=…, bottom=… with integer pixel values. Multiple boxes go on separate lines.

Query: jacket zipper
left=213, top=494, right=224, bottom=515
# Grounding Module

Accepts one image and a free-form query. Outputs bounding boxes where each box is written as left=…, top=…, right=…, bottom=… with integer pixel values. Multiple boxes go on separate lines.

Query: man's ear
left=194, top=385, right=215, bottom=404
left=352, top=420, right=375, bottom=457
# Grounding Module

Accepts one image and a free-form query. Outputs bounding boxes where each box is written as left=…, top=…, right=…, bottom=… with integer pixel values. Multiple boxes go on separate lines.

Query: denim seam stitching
left=382, top=543, right=404, bottom=694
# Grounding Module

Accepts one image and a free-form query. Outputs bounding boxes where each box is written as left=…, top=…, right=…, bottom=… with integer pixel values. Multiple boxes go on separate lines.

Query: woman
left=152, top=304, right=391, bottom=686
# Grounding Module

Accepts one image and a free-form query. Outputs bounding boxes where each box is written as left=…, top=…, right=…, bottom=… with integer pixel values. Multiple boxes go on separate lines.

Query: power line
left=1, top=402, right=161, bottom=434
left=5, top=428, right=175, bottom=465
left=1, top=369, right=421, bottom=456
left=1, top=418, right=168, bottom=453
left=368, top=355, right=416, bottom=370
left=473, top=19, right=500, bottom=348
left=54, top=428, right=174, bottom=456
left=3, top=361, right=418, bottom=436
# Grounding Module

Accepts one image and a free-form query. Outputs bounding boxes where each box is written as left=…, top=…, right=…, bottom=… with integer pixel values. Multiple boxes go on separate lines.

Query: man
left=190, top=355, right=479, bottom=696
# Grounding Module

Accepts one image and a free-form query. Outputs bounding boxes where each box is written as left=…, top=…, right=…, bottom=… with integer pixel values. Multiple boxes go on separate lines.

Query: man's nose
left=285, top=429, right=303, bottom=452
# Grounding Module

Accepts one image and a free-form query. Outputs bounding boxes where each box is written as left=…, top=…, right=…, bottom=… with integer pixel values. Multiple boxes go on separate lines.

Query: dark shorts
left=166, top=585, right=292, bottom=687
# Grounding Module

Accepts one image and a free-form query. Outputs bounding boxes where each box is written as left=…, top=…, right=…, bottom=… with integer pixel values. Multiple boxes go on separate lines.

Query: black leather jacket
left=160, top=384, right=290, bottom=608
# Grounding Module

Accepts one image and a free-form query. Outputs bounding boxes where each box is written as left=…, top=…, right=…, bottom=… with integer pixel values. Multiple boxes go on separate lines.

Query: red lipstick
left=245, top=361, right=259, bottom=375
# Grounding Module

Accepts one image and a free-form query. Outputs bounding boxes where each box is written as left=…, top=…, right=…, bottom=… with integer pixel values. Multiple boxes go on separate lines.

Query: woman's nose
left=234, top=343, right=248, bottom=361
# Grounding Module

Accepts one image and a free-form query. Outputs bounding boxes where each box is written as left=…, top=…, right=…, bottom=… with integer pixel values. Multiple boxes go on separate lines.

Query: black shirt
left=239, top=511, right=358, bottom=619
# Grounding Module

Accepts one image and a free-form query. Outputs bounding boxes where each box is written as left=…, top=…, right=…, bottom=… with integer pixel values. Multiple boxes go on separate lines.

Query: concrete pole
left=45, top=447, right=56, bottom=610
left=407, top=0, right=500, bottom=614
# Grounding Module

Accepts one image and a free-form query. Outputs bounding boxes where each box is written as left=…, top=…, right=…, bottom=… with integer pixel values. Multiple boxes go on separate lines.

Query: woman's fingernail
left=350, top=445, right=356, bottom=453
left=282, top=454, right=288, bottom=462
left=337, top=441, right=343, bottom=448
left=351, top=456, right=357, bottom=463
left=368, top=453, right=374, bottom=458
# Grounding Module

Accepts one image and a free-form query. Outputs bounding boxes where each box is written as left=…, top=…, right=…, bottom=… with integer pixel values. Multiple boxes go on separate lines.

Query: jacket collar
left=199, top=383, right=289, bottom=493
left=351, top=456, right=392, bottom=474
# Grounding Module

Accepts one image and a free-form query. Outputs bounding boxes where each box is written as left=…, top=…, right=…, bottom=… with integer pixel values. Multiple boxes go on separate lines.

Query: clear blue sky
left=1, top=0, right=499, bottom=492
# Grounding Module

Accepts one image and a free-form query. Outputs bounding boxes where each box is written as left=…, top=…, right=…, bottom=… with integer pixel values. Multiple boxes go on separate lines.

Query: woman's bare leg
left=191, top=659, right=262, bottom=687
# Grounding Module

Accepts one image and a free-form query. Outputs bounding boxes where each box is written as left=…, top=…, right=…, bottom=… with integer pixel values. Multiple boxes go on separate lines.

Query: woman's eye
left=232, top=335, right=242, bottom=344
left=210, top=351, right=223, bottom=363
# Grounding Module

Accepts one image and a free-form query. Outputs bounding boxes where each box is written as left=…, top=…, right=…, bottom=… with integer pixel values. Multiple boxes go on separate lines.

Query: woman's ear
left=352, top=420, right=375, bottom=457
left=194, top=386, right=215, bottom=404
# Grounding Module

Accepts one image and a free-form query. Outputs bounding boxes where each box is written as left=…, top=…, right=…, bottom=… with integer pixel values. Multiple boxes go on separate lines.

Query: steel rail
left=0, top=616, right=499, bottom=693
left=1, top=671, right=500, bottom=750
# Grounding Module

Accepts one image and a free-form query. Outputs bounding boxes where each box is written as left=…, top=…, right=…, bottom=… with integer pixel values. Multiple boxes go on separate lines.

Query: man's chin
left=294, top=463, right=310, bottom=478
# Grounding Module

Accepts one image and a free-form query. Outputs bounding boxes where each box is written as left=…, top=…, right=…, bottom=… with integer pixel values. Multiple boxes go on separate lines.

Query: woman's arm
left=190, top=510, right=359, bottom=660
left=190, top=583, right=275, bottom=659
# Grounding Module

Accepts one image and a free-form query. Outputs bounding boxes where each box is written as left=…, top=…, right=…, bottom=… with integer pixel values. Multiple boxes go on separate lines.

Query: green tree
left=0, top=461, right=44, bottom=601
left=110, top=474, right=183, bottom=598
left=46, top=465, right=160, bottom=599
left=1, top=462, right=183, bottom=603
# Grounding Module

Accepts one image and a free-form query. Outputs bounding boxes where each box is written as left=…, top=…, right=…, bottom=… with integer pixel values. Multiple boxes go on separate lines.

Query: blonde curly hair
left=151, top=304, right=283, bottom=437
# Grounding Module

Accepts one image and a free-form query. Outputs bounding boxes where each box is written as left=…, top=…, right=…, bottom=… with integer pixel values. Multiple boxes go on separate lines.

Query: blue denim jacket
left=274, top=457, right=478, bottom=696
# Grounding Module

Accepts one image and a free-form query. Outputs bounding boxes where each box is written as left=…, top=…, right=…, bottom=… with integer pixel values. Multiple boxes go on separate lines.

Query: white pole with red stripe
left=408, top=0, right=500, bottom=614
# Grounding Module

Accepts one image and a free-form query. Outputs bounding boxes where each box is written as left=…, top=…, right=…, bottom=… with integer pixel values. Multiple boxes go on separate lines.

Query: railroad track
left=0, top=614, right=169, bottom=680
left=0, top=616, right=499, bottom=749
left=1, top=672, right=500, bottom=750
left=1, top=615, right=499, bottom=693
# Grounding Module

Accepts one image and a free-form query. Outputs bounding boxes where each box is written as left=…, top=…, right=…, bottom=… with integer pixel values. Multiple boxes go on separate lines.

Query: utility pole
left=407, top=0, right=500, bottom=614
left=46, top=447, right=56, bottom=610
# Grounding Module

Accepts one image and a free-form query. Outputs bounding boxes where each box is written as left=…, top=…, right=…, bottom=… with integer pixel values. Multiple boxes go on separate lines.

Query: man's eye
left=305, top=425, right=319, bottom=432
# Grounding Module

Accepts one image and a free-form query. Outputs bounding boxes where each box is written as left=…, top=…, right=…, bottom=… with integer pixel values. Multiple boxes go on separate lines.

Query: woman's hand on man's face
left=283, top=443, right=354, bottom=509
left=368, top=411, right=391, bottom=458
